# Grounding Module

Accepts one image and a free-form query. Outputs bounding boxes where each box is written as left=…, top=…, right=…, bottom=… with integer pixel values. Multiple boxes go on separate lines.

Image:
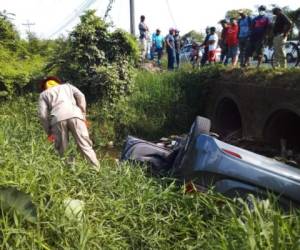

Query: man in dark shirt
left=200, top=27, right=211, bottom=66
left=165, top=28, right=176, bottom=70
left=174, top=29, right=181, bottom=68
left=272, top=7, right=292, bottom=68
left=219, top=20, right=229, bottom=65
left=238, top=11, right=252, bottom=67
left=245, top=5, right=270, bottom=68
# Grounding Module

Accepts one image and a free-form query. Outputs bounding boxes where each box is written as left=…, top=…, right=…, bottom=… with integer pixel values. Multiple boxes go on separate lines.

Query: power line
left=165, top=0, right=177, bottom=28
left=49, top=0, right=97, bottom=38
left=49, top=0, right=94, bottom=38
left=53, top=0, right=91, bottom=29
left=104, top=0, right=115, bottom=21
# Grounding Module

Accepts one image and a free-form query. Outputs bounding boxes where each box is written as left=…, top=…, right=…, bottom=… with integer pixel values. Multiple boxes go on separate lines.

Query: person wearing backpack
left=238, top=10, right=252, bottom=67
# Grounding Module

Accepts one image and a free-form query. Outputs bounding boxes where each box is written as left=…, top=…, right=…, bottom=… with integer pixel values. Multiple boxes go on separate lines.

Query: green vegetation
left=2, top=7, right=300, bottom=249
left=182, top=30, right=204, bottom=43
left=48, top=10, right=139, bottom=105
left=0, top=15, right=57, bottom=98
left=91, top=65, right=300, bottom=145
left=1, top=97, right=300, bottom=249
left=225, top=8, right=253, bottom=19
left=88, top=66, right=223, bottom=145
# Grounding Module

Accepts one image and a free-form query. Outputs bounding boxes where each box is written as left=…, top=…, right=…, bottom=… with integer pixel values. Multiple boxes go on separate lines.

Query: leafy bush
left=89, top=66, right=224, bottom=145
left=0, top=44, right=45, bottom=98
left=0, top=16, right=56, bottom=98
left=49, top=10, right=138, bottom=105
left=0, top=15, right=19, bottom=49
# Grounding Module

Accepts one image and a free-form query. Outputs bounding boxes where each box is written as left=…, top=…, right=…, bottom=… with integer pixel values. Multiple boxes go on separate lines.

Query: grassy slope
left=1, top=96, right=300, bottom=249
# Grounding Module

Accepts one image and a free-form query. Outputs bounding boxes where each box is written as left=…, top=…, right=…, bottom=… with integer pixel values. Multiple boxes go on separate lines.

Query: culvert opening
left=215, top=98, right=242, bottom=138
left=264, top=110, right=300, bottom=152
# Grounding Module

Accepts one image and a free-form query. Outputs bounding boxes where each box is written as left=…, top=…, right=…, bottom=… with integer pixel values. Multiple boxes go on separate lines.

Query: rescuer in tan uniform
left=38, top=76, right=99, bottom=171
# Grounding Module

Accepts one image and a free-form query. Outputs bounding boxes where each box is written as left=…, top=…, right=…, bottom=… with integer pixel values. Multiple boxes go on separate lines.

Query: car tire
left=192, top=116, right=211, bottom=137
left=171, top=116, right=211, bottom=172
left=183, top=116, right=211, bottom=151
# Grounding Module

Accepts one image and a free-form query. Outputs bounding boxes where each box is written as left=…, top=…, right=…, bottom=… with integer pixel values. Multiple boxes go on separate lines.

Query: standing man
left=38, top=76, right=100, bottom=171
left=208, top=27, right=219, bottom=64
left=200, top=27, right=211, bottom=66
left=152, top=29, right=164, bottom=66
left=138, top=15, right=149, bottom=62
left=245, top=5, right=270, bottom=68
left=165, top=28, right=176, bottom=70
left=238, top=10, right=252, bottom=67
left=219, top=20, right=229, bottom=65
left=174, top=29, right=181, bottom=68
left=272, top=7, right=292, bottom=68
left=226, top=18, right=239, bottom=67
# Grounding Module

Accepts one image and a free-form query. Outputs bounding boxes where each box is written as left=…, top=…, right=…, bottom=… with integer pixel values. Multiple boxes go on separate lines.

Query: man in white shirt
left=208, top=27, right=219, bottom=63
left=38, top=76, right=100, bottom=171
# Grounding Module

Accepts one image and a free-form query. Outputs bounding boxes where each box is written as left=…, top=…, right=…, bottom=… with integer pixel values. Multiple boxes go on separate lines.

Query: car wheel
left=184, top=116, right=211, bottom=151
left=192, top=116, right=211, bottom=137
left=171, top=116, right=211, bottom=172
left=184, top=116, right=211, bottom=156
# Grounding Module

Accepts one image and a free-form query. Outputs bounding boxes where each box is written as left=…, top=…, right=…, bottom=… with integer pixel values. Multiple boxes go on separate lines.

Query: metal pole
left=22, top=20, right=35, bottom=34
left=129, top=0, right=135, bottom=36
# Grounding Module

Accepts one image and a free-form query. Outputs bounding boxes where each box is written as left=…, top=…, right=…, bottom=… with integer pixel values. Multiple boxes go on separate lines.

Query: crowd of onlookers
left=138, top=5, right=298, bottom=70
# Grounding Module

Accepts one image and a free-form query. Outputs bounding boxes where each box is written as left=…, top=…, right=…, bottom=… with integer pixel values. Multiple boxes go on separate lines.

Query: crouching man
left=38, top=76, right=100, bottom=171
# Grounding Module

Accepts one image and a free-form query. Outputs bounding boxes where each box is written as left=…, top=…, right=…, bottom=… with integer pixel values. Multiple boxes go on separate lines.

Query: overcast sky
left=1, top=0, right=299, bottom=39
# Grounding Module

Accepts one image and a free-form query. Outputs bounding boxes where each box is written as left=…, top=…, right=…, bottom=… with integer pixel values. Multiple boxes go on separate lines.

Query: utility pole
left=0, top=10, right=15, bottom=21
left=129, top=0, right=135, bottom=36
left=22, top=20, right=35, bottom=34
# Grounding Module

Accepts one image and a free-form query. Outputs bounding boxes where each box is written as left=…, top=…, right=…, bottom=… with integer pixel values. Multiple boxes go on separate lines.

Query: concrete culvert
left=264, top=110, right=300, bottom=151
left=215, top=98, right=242, bottom=138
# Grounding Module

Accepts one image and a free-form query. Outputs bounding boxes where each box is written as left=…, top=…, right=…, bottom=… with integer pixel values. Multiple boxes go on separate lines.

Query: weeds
left=1, top=96, right=300, bottom=249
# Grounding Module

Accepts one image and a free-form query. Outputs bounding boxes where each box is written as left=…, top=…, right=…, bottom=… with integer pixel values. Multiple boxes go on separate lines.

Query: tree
left=181, top=30, right=204, bottom=44
left=48, top=10, right=138, bottom=104
left=0, top=13, right=19, bottom=44
left=285, top=7, right=300, bottom=24
left=225, top=9, right=253, bottom=19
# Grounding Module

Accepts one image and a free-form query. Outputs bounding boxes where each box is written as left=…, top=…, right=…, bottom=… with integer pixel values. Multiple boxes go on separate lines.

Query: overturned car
left=121, top=116, right=300, bottom=206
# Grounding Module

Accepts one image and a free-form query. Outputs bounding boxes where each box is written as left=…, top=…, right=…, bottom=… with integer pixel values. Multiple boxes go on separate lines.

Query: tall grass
left=1, top=95, right=300, bottom=249
left=90, top=66, right=221, bottom=145
left=90, top=65, right=300, bottom=147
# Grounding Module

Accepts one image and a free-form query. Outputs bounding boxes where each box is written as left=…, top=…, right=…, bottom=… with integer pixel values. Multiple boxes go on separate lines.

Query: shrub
left=0, top=44, right=45, bottom=98
left=49, top=10, right=138, bottom=105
